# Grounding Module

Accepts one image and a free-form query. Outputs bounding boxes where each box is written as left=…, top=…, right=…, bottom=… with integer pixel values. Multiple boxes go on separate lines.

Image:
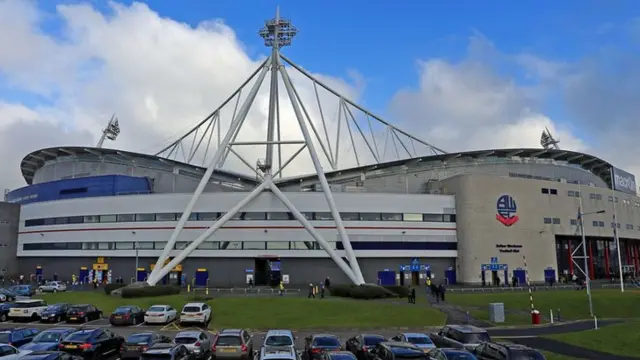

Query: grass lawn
left=539, top=351, right=579, bottom=360
left=38, top=291, right=446, bottom=329
left=546, top=321, right=640, bottom=357
left=468, top=310, right=531, bottom=326
left=446, top=289, right=640, bottom=320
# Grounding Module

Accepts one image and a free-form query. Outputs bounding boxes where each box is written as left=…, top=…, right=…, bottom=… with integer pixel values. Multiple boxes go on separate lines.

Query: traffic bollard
left=556, top=308, right=561, bottom=322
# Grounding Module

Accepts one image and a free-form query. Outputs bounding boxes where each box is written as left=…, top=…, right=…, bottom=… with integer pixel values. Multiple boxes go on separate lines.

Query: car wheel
left=133, top=317, right=137, bottom=325
left=0, top=313, right=7, bottom=322
left=83, top=316, right=88, bottom=323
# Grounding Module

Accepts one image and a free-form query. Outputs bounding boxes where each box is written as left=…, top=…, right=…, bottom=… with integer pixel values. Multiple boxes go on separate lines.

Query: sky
left=2, top=0, right=640, bottom=191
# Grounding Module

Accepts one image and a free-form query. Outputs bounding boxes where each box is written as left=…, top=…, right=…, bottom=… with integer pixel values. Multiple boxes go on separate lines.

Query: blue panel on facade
left=6, top=175, right=152, bottom=204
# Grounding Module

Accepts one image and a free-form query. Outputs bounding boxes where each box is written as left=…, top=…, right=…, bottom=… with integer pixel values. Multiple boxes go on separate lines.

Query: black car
left=345, top=334, right=386, bottom=360
left=40, top=304, right=71, bottom=323
left=121, top=332, right=172, bottom=359
left=109, top=306, right=145, bottom=326
left=369, top=342, right=428, bottom=360
left=0, top=327, right=40, bottom=347
left=305, top=334, right=342, bottom=360
left=21, top=351, right=84, bottom=360
left=427, top=348, right=477, bottom=360
left=472, top=342, right=545, bottom=360
left=141, top=343, right=194, bottom=360
left=65, top=304, right=102, bottom=323
left=59, top=328, right=124, bottom=360
left=0, top=302, right=15, bottom=322
left=321, top=351, right=357, bottom=360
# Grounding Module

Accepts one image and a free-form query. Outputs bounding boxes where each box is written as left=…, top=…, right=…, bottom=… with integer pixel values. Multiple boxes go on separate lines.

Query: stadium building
left=1, top=11, right=639, bottom=287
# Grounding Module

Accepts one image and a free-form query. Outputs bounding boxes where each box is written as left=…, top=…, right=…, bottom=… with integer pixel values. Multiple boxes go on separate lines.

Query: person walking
left=279, top=280, right=285, bottom=296
left=410, top=287, right=416, bottom=304
left=438, top=283, right=446, bottom=302
left=308, top=283, right=315, bottom=298
left=320, top=282, right=325, bottom=299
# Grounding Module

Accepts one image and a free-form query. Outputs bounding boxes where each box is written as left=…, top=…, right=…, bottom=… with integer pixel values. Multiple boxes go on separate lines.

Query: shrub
left=104, top=283, right=127, bottom=295
left=383, top=285, right=410, bottom=298
left=329, top=284, right=397, bottom=300
left=186, top=294, right=214, bottom=302
left=121, top=285, right=181, bottom=298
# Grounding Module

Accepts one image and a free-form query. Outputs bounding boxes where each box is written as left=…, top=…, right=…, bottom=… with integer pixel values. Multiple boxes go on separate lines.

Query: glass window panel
left=68, top=216, right=84, bottom=224
left=444, top=214, right=457, bottom=222
left=267, top=212, right=291, bottom=220
left=244, top=212, right=267, bottom=220
left=423, top=214, right=443, bottom=222
left=84, top=216, right=100, bottom=223
left=136, top=213, right=156, bottom=222
left=315, top=212, right=333, bottom=220
left=154, top=242, right=168, bottom=249
left=115, top=242, right=134, bottom=250
left=67, top=243, right=82, bottom=250
left=359, top=213, right=381, bottom=221
left=156, top=213, right=176, bottom=221
left=198, top=212, right=219, bottom=221
left=291, top=241, right=310, bottom=250
left=243, top=241, right=266, bottom=250
left=381, top=213, right=402, bottom=221
left=340, top=212, right=359, bottom=221
left=543, top=218, right=552, bottom=224
left=177, top=213, right=198, bottom=221
left=44, top=218, right=56, bottom=225
left=266, top=242, right=290, bottom=250
left=302, top=212, right=314, bottom=220
left=231, top=213, right=243, bottom=220
left=222, top=241, right=242, bottom=250
left=403, top=213, right=422, bottom=222
left=55, top=217, right=69, bottom=224
left=117, top=214, right=135, bottom=222
left=175, top=242, right=189, bottom=250
left=100, top=215, right=117, bottom=223
left=97, top=242, right=112, bottom=250
left=83, top=242, right=98, bottom=250
left=136, top=242, right=154, bottom=250
left=197, top=242, right=219, bottom=250
left=52, top=242, right=67, bottom=249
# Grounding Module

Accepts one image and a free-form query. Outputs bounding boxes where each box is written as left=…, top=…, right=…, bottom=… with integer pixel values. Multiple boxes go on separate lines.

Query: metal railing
left=447, top=285, right=579, bottom=293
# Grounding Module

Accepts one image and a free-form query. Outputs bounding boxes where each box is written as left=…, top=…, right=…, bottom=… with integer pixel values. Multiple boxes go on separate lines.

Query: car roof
left=176, top=331, right=203, bottom=337
left=265, top=330, right=293, bottom=336
left=220, top=329, right=243, bottom=334
left=20, top=353, right=59, bottom=360
left=312, top=334, right=338, bottom=338
left=184, top=303, right=206, bottom=306
left=41, top=328, right=75, bottom=333
left=149, top=305, right=170, bottom=308
left=402, top=333, right=428, bottom=337
left=0, top=327, right=35, bottom=332
left=326, top=351, right=356, bottom=357
left=448, top=325, right=487, bottom=333
left=146, top=344, right=178, bottom=353
left=440, top=348, right=473, bottom=354
left=15, top=299, right=44, bottom=303
left=71, top=329, right=97, bottom=335
left=494, top=342, right=533, bottom=350
left=48, top=303, right=70, bottom=307
left=361, top=334, right=385, bottom=338
left=70, top=304, right=90, bottom=307
left=381, top=341, right=419, bottom=348
left=129, top=332, right=155, bottom=337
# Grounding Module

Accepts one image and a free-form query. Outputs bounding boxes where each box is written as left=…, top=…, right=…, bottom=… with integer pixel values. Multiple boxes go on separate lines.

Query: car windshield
left=265, top=336, right=293, bottom=346
left=444, top=352, right=476, bottom=360
left=127, top=334, right=153, bottom=344
left=66, top=332, right=92, bottom=342
left=33, top=332, right=63, bottom=343
left=14, top=302, right=43, bottom=308
left=363, top=337, right=385, bottom=346
left=390, top=347, right=425, bottom=359
left=313, top=337, right=340, bottom=347
left=114, top=307, right=133, bottom=314
left=69, top=306, right=88, bottom=312
left=460, top=333, right=490, bottom=344
left=182, top=306, right=201, bottom=313
left=407, top=337, right=433, bottom=345
left=510, top=350, right=546, bottom=360
left=175, top=337, right=198, bottom=345
left=0, top=333, right=9, bottom=343
left=216, top=336, right=242, bottom=346
left=141, top=354, right=172, bottom=360
left=329, top=354, right=356, bottom=360
left=46, top=305, right=63, bottom=311
left=148, top=306, right=166, bottom=312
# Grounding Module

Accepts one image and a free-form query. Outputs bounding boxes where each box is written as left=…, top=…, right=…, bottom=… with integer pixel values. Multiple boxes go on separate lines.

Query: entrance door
left=411, top=271, right=419, bottom=286
left=254, top=258, right=269, bottom=286
left=491, top=271, right=499, bottom=286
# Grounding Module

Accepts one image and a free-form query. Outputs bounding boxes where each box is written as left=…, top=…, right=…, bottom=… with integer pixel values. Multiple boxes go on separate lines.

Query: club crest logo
left=496, top=194, right=519, bottom=226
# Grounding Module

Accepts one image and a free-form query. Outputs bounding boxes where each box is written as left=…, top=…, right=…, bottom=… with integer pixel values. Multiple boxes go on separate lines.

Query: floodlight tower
left=540, top=127, right=560, bottom=150
left=146, top=8, right=366, bottom=286
left=96, top=114, right=121, bottom=148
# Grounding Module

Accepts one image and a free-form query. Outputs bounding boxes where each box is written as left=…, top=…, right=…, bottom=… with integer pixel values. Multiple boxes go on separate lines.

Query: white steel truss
left=147, top=8, right=444, bottom=285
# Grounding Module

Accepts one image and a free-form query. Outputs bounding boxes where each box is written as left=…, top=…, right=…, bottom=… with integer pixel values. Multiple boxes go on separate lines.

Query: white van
left=9, top=299, right=48, bottom=321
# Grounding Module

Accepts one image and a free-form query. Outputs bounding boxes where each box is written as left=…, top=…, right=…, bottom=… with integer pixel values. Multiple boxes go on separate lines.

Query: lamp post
left=134, top=241, right=139, bottom=282
left=576, top=202, right=605, bottom=317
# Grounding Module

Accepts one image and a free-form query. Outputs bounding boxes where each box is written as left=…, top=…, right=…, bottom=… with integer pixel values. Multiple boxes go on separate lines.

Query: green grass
left=38, top=291, right=446, bottom=329
left=546, top=321, right=640, bottom=357
left=447, top=289, right=640, bottom=320
left=468, top=310, right=531, bottom=326
left=539, top=351, right=580, bottom=360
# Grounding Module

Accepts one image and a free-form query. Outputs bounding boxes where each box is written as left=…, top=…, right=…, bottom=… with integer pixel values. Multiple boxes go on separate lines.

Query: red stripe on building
left=604, top=244, right=610, bottom=278
left=568, top=241, right=574, bottom=275
left=588, top=240, right=595, bottom=280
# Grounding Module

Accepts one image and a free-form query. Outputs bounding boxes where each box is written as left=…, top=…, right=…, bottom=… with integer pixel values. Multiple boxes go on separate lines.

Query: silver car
left=174, top=331, right=211, bottom=360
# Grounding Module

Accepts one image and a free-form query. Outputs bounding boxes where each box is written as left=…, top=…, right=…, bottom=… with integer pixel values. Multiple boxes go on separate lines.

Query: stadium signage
left=496, top=194, right=519, bottom=226
left=612, top=167, right=637, bottom=195
left=495, top=244, right=522, bottom=253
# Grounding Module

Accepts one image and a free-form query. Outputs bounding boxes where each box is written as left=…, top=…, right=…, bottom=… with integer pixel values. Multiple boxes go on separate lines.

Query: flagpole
left=610, top=167, right=625, bottom=292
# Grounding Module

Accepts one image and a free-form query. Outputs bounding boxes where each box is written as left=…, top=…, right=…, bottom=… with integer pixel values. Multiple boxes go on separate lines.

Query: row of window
left=553, top=217, right=640, bottom=231
left=21, top=240, right=457, bottom=251
left=543, top=187, right=640, bottom=207
left=23, top=211, right=457, bottom=227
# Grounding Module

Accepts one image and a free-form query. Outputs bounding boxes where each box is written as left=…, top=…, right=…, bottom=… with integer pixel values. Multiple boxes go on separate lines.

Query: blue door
left=136, top=268, right=147, bottom=282
left=79, top=267, right=88, bottom=283
left=444, top=269, right=457, bottom=285
left=544, top=268, right=556, bottom=283
left=513, top=269, right=527, bottom=285
left=377, top=270, right=396, bottom=286
left=35, top=266, right=43, bottom=281
left=194, top=269, right=209, bottom=287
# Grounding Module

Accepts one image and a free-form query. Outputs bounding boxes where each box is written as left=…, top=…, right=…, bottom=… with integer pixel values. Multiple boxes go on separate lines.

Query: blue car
left=19, top=328, right=76, bottom=352
left=390, top=333, right=436, bottom=351
left=0, top=327, right=40, bottom=347
left=9, top=285, right=35, bottom=297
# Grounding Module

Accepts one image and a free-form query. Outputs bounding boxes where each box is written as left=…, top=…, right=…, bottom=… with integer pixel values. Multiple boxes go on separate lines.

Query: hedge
left=104, top=283, right=127, bottom=295
left=121, top=285, right=181, bottom=298
left=329, top=284, right=398, bottom=300
left=382, top=285, right=410, bottom=298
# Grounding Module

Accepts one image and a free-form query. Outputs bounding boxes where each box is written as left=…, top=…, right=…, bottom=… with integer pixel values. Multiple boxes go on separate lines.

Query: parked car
left=39, top=304, right=70, bottom=324
left=38, top=283, right=66, bottom=294
left=65, top=305, right=102, bottom=324
left=345, top=334, right=386, bottom=360
left=109, top=306, right=145, bottom=326
left=0, top=344, right=33, bottom=360
left=9, top=300, right=48, bottom=322
left=179, top=303, right=211, bottom=326
left=368, top=342, right=427, bottom=360
left=320, top=351, right=356, bottom=360
left=211, top=329, right=252, bottom=360
left=144, top=305, right=178, bottom=325
left=58, top=328, right=124, bottom=360
left=262, top=330, right=295, bottom=349
left=141, top=343, right=194, bottom=360
left=304, top=334, right=342, bottom=360
left=121, top=332, right=172, bottom=359
left=8, top=286, right=35, bottom=298
left=0, top=303, right=15, bottom=322
left=429, top=326, right=491, bottom=351
left=174, top=331, right=211, bottom=360
left=0, top=289, right=17, bottom=302
left=427, top=348, right=477, bottom=360
left=19, top=329, right=75, bottom=352
left=0, top=328, right=40, bottom=347
left=20, top=351, right=84, bottom=360
left=255, top=345, right=298, bottom=360
left=472, top=342, right=545, bottom=360
left=389, top=333, right=435, bottom=352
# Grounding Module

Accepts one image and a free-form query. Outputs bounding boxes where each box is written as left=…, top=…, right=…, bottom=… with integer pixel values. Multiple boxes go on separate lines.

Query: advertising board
left=612, top=167, right=637, bottom=195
